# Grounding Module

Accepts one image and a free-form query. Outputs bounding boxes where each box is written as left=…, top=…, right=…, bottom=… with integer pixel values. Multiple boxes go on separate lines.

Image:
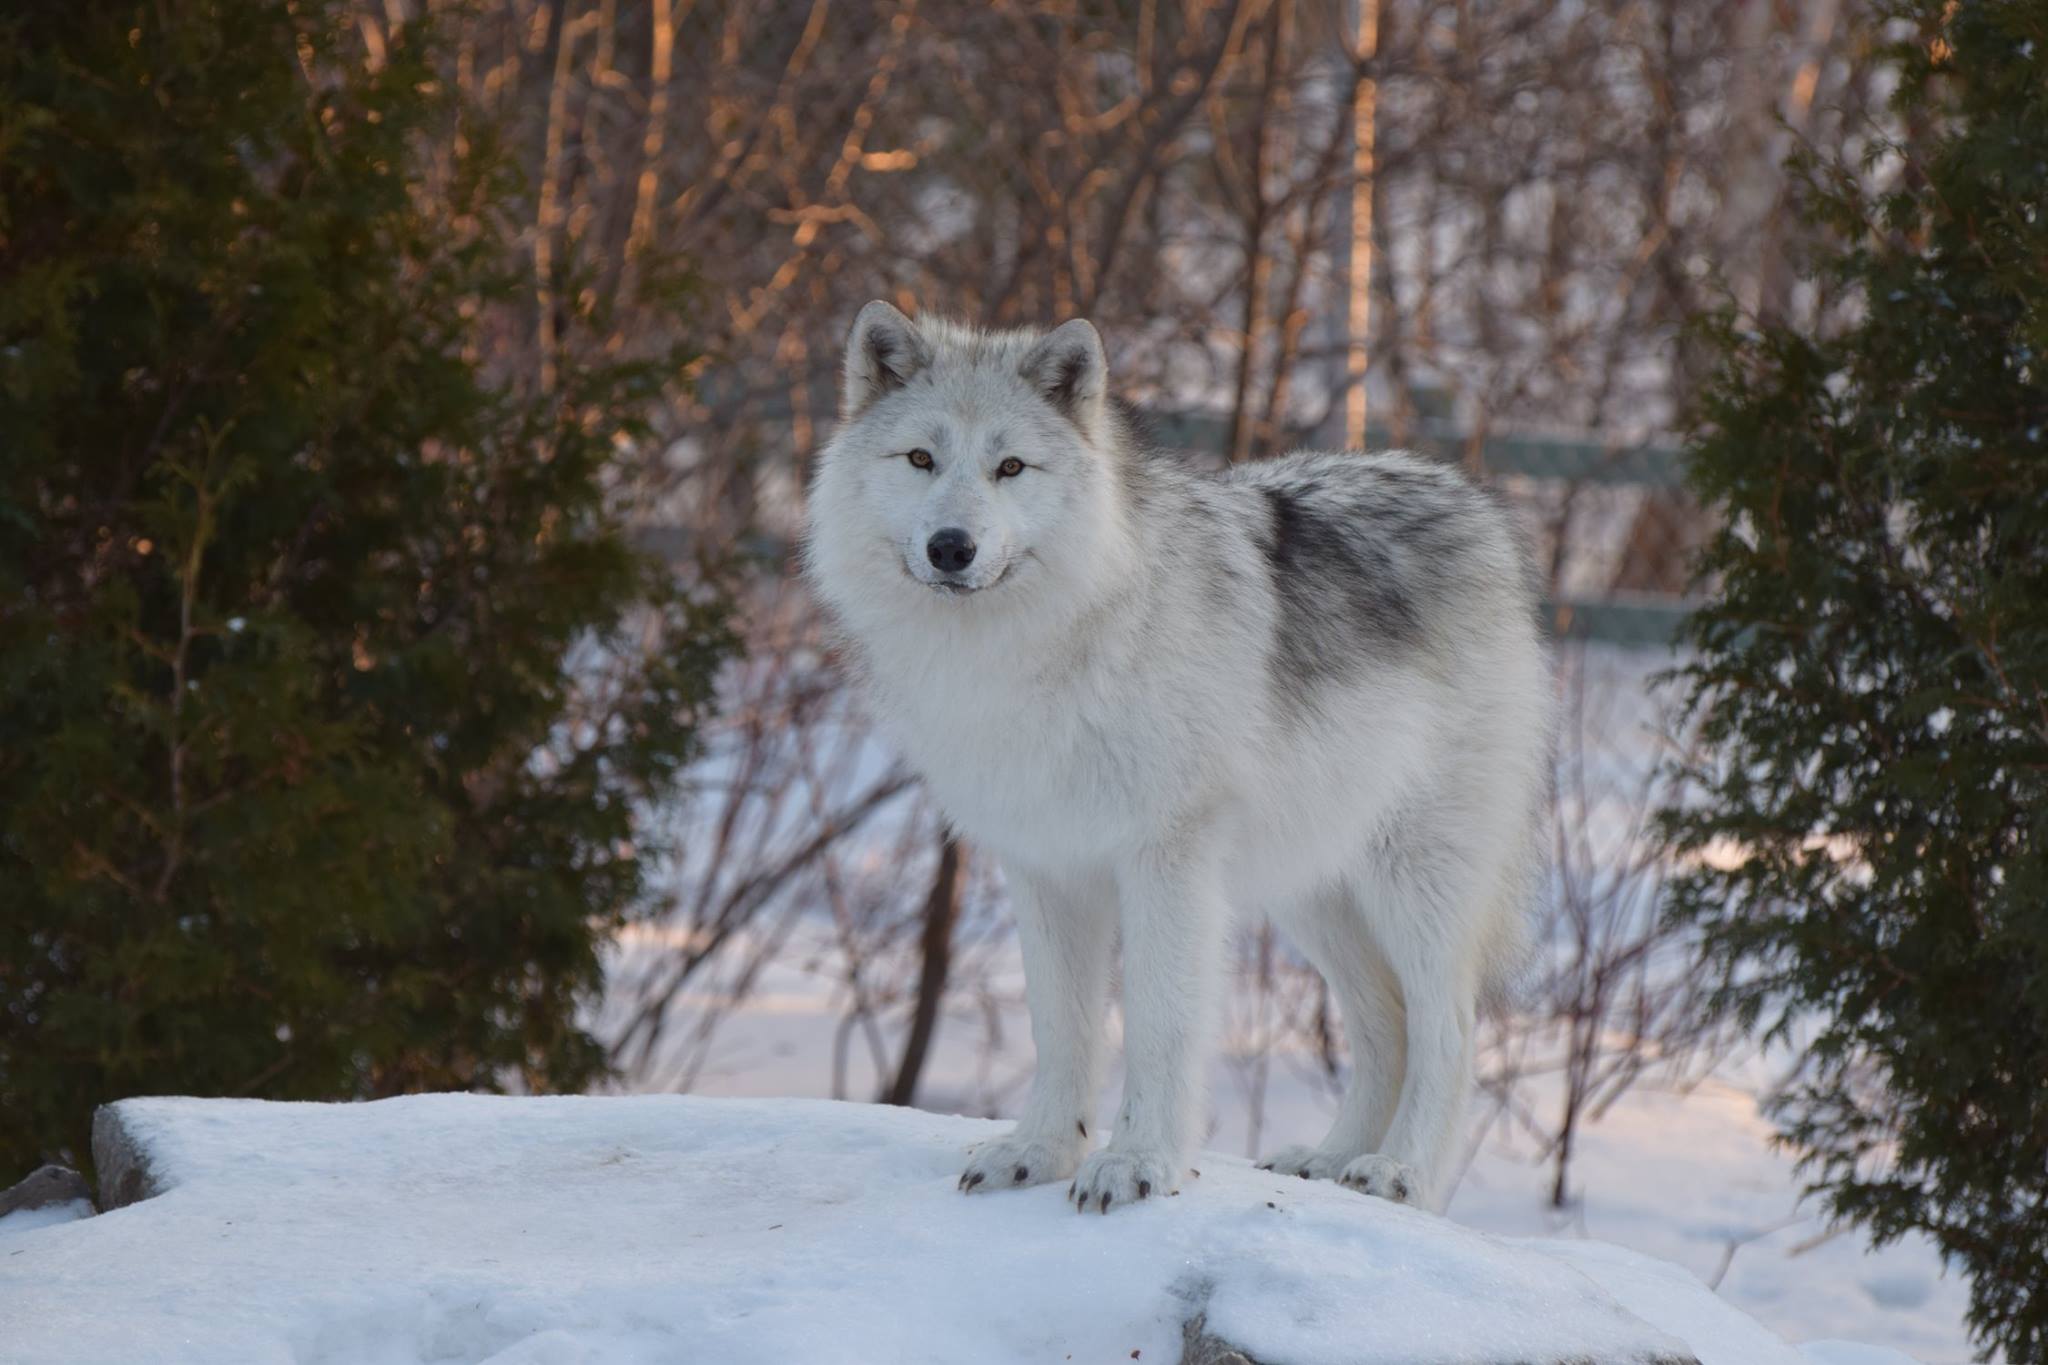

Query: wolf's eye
left=996, top=457, right=1025, bottom=479
left=905, top=448, right=934, bottom=471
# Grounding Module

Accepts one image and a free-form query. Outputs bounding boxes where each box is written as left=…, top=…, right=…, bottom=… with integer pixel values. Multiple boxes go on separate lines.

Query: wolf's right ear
left=842, top=301, right=932, bottom=421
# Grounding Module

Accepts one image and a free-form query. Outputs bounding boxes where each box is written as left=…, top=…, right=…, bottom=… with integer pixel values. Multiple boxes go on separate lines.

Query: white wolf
left=803, top=303, right=1551, bottom=1214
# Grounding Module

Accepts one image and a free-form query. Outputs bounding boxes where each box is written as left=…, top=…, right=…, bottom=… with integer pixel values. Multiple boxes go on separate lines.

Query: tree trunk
left=883, top=835, right=964, bottom=1108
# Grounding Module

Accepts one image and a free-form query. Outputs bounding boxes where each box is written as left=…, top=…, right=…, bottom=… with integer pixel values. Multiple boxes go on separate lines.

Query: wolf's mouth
left=898, top=551, right=1017, bottom=597
left=928, top=558, right=1014, bottom=595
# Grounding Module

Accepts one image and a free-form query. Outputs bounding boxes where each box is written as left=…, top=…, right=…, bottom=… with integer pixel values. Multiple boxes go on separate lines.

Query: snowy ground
left=0, top=1095, right=1913, bottom=1365
left=596, top=944, right=1976, bottom=1364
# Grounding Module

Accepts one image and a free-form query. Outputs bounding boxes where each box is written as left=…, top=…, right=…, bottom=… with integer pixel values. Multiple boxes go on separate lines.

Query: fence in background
left=640, top=405, right=1695, bottom=648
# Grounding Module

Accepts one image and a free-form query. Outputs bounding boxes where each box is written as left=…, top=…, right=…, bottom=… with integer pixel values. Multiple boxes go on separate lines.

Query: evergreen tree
left=1664, top=3, right=2048, bottom=1357
left=0, top=1, right=730, bottom=1178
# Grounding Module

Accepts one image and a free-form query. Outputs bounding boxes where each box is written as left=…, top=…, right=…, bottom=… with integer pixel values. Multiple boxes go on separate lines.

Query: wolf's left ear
left=843, top=301, right=932, bottom=420
left=1018, top=319, right=1108, bottom=432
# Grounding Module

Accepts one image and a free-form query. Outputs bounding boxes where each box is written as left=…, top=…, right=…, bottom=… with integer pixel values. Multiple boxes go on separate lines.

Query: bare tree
left=1475, top=644, right=1746, bottom=1208
left=884, top=833, right=964, bottom=1106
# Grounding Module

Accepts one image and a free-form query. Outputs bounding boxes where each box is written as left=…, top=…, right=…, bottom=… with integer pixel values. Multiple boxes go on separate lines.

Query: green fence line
left=1541, top=597, right=1691, bottom=648
left=653, top=400, right=1696, bottom=647
left=1136, top=409, right=1686, bottom=488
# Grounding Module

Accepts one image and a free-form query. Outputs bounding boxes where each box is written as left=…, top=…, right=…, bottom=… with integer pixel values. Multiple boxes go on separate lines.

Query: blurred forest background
left=556, top=0, right=1874, bottom=1212
left=5, top=1, right=2043, bottom=1360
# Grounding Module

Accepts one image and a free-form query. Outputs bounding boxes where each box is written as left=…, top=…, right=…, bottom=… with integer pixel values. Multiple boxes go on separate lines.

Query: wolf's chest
left=865, top=659, right=1169, bottom=858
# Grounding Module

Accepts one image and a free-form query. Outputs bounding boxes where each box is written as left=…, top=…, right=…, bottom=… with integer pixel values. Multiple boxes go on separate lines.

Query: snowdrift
left=0, top=1095, right=1856, bottom=1363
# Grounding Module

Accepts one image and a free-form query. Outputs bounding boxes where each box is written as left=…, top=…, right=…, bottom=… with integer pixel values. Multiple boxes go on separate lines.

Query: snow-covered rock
left=0, top=1095, right=1823, bottom=1364
left=0, top=1164, right=91, bottom=1220
left=91, top=1105, right=166, bottom=1212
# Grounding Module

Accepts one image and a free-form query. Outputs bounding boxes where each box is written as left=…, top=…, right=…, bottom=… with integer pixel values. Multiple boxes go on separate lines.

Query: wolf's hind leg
left=1260, top=884, right=1407, bottom=1180
left=1336, top=864, right=1481, bottom=1212
left=960, top=868, right=1114, bottom=1194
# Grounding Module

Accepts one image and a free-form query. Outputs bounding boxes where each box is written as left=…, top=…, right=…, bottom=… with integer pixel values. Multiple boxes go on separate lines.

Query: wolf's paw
left=959, top=1131, right=1084, bottom=1194
left=1068, top=1145, right=1178, bottom=1213
left=1257, top=1144, right=1351, bottom=1181
left=1337, top=1153, right=1425, bottom=1205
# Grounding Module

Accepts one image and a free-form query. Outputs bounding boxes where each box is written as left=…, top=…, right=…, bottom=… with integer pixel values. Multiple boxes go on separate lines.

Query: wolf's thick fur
left=803, top=303, right=1552, bottom=1213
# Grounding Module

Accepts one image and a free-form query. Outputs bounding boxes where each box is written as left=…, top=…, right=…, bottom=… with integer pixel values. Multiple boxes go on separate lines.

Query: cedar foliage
left=0, top=0, right=729, bottom=1178
left=1664, top=3, right=2048, bottom=1357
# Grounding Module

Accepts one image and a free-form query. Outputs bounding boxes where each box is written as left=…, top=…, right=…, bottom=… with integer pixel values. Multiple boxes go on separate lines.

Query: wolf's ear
left=1018, top=319, right=1108, bottom=431
left=843, top=301, right=932, bottom=420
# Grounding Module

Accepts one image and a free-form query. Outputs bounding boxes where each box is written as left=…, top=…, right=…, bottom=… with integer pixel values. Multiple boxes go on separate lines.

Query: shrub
left=1664, top=4, right=2048, bottom=1357
left=0, top=0, right=729, bottom=1177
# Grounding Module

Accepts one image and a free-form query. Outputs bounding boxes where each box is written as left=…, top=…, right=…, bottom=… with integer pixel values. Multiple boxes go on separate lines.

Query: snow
left=1798, top=1345, right=1926, bottom=1365
left=1443, top=1079, right=1969, bottom=1364
left=0, top=1201, right=92, bottom=1238
left=0, top=1094, right=1838, bottom=1365
left=596, top=928, right=1970, bottom=1362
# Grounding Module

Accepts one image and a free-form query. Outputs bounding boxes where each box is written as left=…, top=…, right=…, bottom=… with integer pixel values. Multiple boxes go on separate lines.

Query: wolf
left=802, top=302, right=1552, bottom=1214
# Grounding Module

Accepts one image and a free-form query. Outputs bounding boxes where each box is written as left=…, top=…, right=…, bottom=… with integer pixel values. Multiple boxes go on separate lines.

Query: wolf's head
left=805, top=302, right=1135, bottom=626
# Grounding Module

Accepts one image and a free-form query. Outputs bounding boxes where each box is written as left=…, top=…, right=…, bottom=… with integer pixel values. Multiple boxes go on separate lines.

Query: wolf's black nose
left=927, top=528, right=977, bottom=573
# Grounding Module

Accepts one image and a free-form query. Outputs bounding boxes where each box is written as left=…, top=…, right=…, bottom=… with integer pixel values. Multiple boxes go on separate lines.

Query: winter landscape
left=6, top=2, right=2043, bottom=1364
left=1, top=1096, right=1925, bottom=1364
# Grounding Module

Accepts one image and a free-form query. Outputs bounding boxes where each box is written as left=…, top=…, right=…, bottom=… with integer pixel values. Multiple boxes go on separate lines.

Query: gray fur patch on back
left=1237, top=453, right=1502, bottom=718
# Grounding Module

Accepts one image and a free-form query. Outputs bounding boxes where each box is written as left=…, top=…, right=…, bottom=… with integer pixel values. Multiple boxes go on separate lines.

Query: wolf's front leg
left=960, top=868, right=1115, bottom=1194
left=1070, top=843, right=1227, bottom=1213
